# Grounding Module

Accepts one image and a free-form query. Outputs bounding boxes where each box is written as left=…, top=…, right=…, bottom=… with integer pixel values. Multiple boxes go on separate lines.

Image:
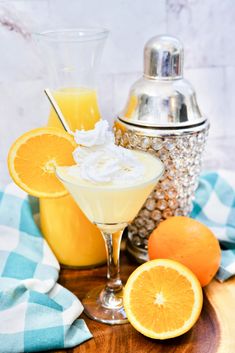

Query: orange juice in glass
left=47, top=88, right=100, bottom=130
left=35, top=28, right=109, bottom=267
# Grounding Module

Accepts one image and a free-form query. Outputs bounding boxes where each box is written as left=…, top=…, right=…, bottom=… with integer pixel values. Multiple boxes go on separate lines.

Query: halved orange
left=123, top=259, right=203, bottom=339
left=8, top=127, right=77, bottom=198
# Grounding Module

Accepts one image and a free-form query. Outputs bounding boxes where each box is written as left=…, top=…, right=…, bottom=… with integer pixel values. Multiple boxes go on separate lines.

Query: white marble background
left=0, top=0, right=235, bottom=185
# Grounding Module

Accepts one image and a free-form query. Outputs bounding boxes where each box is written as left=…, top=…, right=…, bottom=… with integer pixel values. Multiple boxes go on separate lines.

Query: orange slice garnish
left=8, top=127, right=76, bottom=198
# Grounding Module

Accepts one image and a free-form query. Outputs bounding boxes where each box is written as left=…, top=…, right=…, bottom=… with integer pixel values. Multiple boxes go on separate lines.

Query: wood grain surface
left=47, top=251, right=235, bottom=353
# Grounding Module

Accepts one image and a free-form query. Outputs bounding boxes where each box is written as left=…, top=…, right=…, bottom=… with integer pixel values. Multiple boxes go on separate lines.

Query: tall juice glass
left=35, top=28, right=109, bottom=267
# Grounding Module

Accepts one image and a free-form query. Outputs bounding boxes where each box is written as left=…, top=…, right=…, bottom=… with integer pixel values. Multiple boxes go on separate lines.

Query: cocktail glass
left=56, top=151, right=164, bottom=324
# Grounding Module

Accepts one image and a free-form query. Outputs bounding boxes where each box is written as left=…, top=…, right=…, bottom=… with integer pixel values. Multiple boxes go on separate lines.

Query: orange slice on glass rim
left=8, top=127, right=76, bottom=198
left=123, top=259, right=203, bottom=340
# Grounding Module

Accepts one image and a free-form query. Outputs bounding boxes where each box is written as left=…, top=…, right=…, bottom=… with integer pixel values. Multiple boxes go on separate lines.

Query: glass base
left=83, top=285, right=128, bottom=325
left=60, top=259, right=106, bottom=270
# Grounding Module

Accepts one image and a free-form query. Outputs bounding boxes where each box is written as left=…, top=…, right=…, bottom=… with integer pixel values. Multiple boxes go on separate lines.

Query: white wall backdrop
left=0, top=0, right=235, bottom=184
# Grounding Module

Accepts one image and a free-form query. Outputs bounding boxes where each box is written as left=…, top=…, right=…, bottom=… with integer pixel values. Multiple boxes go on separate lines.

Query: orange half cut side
left=123, top=259, right=203, bottom=339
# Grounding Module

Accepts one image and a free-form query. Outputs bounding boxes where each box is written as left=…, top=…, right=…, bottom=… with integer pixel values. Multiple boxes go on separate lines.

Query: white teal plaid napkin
left=0, top=183, right=92, bottom=353
left=191, top=170, right=235, bottom=282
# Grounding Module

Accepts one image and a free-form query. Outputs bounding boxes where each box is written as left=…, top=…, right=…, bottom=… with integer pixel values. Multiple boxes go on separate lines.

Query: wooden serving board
left=48, top=251, right=235, bottom=353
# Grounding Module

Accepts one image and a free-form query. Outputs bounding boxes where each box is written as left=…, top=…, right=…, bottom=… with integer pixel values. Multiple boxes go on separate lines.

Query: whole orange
left=148, top=216, right=221, bottom=287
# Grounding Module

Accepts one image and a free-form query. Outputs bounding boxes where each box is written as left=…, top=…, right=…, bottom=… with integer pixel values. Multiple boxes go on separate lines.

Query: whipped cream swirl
left=71, top=120, right=145, bottom=184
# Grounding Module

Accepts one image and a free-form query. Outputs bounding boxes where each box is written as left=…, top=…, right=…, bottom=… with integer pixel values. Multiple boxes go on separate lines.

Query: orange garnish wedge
left=123, top=259, right=203, bottom=339
left=8, top=127, right=76, bottom=198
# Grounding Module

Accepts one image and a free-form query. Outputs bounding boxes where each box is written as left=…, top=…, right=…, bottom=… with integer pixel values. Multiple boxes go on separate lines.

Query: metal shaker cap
left=118, top=35, right=207, bottom=128
left=144, top=35, right=183, bottom=79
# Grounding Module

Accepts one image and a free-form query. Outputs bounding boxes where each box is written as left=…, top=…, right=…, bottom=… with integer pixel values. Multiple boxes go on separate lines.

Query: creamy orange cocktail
left=56, top=120, right=164, bottom=324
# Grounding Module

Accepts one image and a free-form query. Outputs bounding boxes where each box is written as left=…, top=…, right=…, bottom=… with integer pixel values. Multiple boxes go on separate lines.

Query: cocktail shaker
left=114, top=35, right=209, bottom=263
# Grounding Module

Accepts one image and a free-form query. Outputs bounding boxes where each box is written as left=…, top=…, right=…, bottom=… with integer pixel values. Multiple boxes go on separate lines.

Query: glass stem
left=101, top=229, right=123, bottom=293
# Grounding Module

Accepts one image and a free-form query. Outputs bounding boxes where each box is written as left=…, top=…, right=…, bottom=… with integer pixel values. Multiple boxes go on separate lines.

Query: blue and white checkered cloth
left=0, top=183, right=92, bottom=353
left=191, top=170, right=235, bottom=282
left=1, top=170, right=235, bottom=352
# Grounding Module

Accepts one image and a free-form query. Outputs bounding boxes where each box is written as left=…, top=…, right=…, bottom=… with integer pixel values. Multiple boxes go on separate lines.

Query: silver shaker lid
left=144, top=35, right=183, bottom=79
left=118, top=35, right=206, bottom=128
